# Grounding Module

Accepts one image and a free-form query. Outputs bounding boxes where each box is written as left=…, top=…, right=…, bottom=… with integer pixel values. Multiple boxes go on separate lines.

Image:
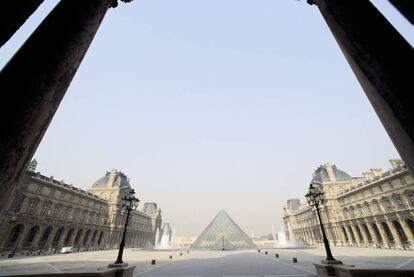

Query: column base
left=314, top=262, right=353, bottom=276
left=108, top=262, right=128, bottom=268
left=321, top=260, right=343, bottom=265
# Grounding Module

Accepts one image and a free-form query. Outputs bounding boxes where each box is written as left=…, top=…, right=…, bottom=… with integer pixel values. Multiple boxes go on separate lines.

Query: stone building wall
left=0, top=161, right=162, bottom=256
left=283, top=160, right=414, bottom=250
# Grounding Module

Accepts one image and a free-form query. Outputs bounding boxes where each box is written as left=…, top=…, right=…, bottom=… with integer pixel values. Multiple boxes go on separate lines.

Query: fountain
left=154, top=223, right=176, bottom=250
left=272, top=223, right=307, bottom=248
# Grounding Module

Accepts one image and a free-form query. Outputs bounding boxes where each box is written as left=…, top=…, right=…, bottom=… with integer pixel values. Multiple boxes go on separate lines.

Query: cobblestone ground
left=0, top=246, right=413, bottom=276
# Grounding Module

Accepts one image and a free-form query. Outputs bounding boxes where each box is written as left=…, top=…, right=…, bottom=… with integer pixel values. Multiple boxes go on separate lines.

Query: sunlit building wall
left=0, top=161, right=162, bottom=255
left=283, top=160, right=414, bottom=250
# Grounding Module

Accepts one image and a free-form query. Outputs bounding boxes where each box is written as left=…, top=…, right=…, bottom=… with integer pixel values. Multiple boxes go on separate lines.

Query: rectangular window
left=36, top=185, right=43, bottom=193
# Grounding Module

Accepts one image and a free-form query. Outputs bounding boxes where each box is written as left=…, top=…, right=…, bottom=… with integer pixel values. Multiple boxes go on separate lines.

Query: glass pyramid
left=191, top=210, right=256, bottom=249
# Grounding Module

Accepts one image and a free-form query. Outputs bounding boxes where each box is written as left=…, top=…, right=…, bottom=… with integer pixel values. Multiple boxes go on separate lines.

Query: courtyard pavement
left=0, top=246, right=413, bottom=276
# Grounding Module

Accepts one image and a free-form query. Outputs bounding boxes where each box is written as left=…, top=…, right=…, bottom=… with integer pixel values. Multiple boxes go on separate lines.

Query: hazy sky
left=1, top=1, right=413, bottom=237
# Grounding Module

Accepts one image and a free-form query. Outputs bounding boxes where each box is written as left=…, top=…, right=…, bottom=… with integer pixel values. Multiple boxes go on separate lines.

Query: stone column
left=357, top=221, right=370, bottom=247
left=0, top=0, right=114, bottom=213
left=309, top=0, right=414, bottom=175
left=0, top=1, right=44, bottom=48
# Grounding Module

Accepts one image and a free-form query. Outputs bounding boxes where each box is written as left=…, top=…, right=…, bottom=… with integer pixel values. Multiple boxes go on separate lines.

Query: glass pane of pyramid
left=191, top=210, right=256, bottom=249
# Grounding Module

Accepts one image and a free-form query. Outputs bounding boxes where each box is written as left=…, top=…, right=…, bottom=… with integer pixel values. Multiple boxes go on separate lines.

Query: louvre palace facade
left=0, top=160, right=162, bottom=256
left=283, top=159, right=414, bottom=250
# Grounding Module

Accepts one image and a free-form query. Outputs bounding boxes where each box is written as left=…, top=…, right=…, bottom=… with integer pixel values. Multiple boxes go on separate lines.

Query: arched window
left=371, top=223, right=382, bottom=242
left=381, top=222, right=394, bottom=242
left=392, top=194, right=406, bottom=209
left=393, top=221, right=408, bottom=242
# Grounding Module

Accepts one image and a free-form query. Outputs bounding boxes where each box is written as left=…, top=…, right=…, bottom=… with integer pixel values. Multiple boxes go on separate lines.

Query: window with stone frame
left=378, top=185, right=383, bottom=192
left=388, top=181, right=394, bottom=189
left=36, top=184, right=43, bottom=193
left=53, top=206, right=61, bottom=218
left=63, top=208, right=71, bottom=219
left=400, top=177, right=407, bottom=185
left=349, top=207, right=356, bottom=218
left=71, top=209, right=80, bottom=221
left=381, top=197, right=395, bottom=212
left=363, top=202, right=371, bottom=214
left=356, top=205, right=363, bottom=217
left=59, top=191, right=65, bottom=200
left=82, top=211, right=88, bottom=222
left=391, top=194, right=406, bottom=209
left=27, top=199, right=38, bottom=215
left=372, top=200, right=382, bottom=213
left=342, top=208, right=348, bottom=219
left=405, top=191, right=414, bottom=207
left=40, top=203, right=50, bottom=216
left=49, top=189, right=55, bottom=197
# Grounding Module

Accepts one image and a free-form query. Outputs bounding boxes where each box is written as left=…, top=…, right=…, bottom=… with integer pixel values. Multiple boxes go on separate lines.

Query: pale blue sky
left=1, top=1, right=413, bottom=236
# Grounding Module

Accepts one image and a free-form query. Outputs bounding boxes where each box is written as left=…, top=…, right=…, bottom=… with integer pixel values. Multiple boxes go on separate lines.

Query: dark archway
left=355, top=225, right=364, bottom=241
left=371, top=223, right=383, bottom=242
left=24, top=225, right=40, bottom=247
left=347, top=226, right=356, bottom=242
left=40, top=226, right=52, bottom=245
left=381, top=222, right=394, bottom=242
left=91, top=230, right=98, bottom=246
left=97, top=231, right=104, bottom=246
left=64, top=228, right=74, bottom=246
left=406, top=219, right=414, bottom=237
left=393, top=221, right=408, bottom=242
left=52, top=227, right=64, bottom=246
left=74, top=229, right=83, bottom=245
left=6, top=224, right=24, bottom=247
left=83, top=230, right=91, bottom=245
left=341, top=227, right=348, bottom=241
left=362, top=224, right=373, bottom=242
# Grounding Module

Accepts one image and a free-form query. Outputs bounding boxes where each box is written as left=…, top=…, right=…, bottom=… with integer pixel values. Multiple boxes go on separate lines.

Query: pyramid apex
left=191, top=209, right=256, bottom=249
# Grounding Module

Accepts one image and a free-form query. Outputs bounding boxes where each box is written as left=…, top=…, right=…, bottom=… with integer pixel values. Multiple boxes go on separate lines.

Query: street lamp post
left=109, top=189, right=139, bottom=268
left=305, top=183, right=342, bottom=264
